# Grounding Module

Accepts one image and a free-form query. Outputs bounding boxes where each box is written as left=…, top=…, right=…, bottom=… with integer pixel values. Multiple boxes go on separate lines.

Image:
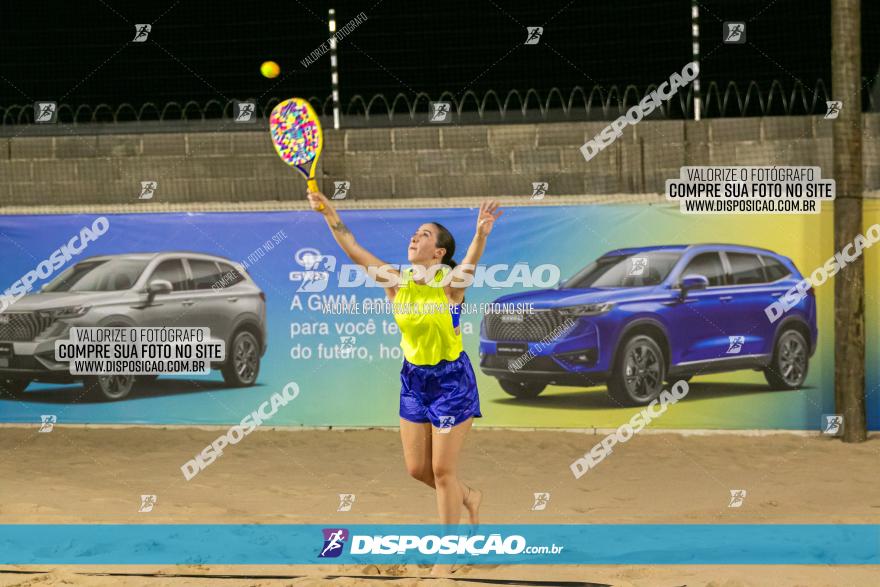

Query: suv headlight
left=557, top=303, right=614, bottom=316
left=39, top=306, right=91, bottom=320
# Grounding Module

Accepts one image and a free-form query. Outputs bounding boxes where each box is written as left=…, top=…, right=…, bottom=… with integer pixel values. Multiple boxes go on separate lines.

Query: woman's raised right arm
left=307, top=190, right=400, bottom=299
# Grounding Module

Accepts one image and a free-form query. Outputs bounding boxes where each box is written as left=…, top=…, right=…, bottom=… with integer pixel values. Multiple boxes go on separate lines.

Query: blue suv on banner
left=479, top=244, right=818, bottom=406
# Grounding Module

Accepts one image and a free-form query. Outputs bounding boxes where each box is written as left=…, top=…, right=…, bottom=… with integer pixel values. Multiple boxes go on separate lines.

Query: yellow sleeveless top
left=392, top=266, right=463, bottom=366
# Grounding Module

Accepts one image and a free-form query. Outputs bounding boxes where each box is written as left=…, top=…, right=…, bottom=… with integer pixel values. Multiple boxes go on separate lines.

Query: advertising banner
left=0, top=203, right=877, bottom=430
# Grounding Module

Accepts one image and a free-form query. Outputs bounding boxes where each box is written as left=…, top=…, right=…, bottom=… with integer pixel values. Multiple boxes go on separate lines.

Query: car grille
left=484, top=309, right=571, bottom=341
left=0, top=312, right=54, bottom=342
left=481, top=354, right=567, bottom=373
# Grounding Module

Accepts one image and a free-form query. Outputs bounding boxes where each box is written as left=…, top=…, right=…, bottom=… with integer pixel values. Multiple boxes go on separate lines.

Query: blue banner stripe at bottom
left=0, top=524, right=877, bottom=565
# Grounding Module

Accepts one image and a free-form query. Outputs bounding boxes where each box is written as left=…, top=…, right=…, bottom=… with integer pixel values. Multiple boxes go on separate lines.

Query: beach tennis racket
left=269, top=98, right=324, bottom=206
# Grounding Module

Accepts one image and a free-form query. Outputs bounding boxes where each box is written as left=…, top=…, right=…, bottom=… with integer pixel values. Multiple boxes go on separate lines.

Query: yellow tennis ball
left=260, top=61, right=280, bottom=79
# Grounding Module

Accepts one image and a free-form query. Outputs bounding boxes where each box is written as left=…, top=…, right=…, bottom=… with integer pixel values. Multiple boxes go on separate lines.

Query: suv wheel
left=498, top=378, right=546, bottom=399
left=1, top=378, right=30, bottom=399
left=607, top=334, right=666, bottom=406
left=84, top=375, right=135, bottom=401
left=222, top=331, right=261, bottom=387
left=764, top=329, right=808, bottom=389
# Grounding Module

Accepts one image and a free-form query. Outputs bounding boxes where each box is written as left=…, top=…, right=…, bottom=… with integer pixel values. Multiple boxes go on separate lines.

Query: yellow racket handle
left=306, top=178, right=324, bottom=210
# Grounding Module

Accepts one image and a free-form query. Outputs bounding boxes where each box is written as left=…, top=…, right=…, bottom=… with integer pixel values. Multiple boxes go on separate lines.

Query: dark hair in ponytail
left=430, top=222, right=457, bottom=268
left=430, top=222, right=464, bottom=303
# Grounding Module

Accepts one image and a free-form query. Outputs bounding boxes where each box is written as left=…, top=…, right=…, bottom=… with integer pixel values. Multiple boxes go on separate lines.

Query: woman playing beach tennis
left=307, top=190, right=502, bottom=542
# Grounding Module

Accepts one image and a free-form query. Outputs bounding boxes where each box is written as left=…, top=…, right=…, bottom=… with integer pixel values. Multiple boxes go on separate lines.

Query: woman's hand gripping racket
left=306, top=190, right=331, bottom=215
left=269, top=97, right=325, bottom=210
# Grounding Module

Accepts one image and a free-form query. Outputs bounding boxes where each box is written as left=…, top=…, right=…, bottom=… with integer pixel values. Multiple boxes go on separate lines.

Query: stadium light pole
left=329, top=8, right=341, bottom=130
left=691, top=1, right=701, bottom=121
left=831, top=0, right=866, bottom=442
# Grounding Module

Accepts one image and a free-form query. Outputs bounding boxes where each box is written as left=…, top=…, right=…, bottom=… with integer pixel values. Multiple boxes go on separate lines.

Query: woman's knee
left=431, top=462, right=456, bottom=484
left=406, top=462, right=434, bottom=485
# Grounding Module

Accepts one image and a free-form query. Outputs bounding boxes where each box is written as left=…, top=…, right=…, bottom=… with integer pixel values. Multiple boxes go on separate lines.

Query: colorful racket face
left=269, top=98, right=323, bottom=193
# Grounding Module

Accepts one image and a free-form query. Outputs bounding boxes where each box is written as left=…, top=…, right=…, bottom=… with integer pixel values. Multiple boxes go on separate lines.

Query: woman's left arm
left=446, top=200, right=503, bottom=302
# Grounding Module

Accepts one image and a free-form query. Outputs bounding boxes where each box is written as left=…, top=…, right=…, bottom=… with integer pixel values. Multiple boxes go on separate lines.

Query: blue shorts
left=399, top=351, right=482, bottom=429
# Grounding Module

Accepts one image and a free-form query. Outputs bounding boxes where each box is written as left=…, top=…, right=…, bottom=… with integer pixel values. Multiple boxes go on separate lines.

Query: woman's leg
left=431, top=416, right=474, bottom=525
left=400, top=417, right=482, bottom=522
left=399, top=418, right=433, bottom=486
left=427, top=417, right=481, bottom=577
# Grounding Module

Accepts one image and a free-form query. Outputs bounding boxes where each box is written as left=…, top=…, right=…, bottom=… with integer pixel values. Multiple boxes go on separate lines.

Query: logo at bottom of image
left=316, top=529, right=540, bottom=558
left=319, top=528, right=349, bottom=558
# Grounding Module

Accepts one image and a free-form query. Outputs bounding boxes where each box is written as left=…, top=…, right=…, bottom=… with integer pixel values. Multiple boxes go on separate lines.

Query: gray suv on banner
left=0, top=252, right=267, bottom=401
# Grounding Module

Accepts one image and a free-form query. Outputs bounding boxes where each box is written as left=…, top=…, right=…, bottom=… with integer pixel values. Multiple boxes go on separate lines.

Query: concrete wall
left=0, top=115, right=877, bottom=206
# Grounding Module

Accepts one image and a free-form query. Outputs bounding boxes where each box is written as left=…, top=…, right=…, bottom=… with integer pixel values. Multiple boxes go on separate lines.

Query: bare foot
left=463, top=485, right=482, bottom=526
